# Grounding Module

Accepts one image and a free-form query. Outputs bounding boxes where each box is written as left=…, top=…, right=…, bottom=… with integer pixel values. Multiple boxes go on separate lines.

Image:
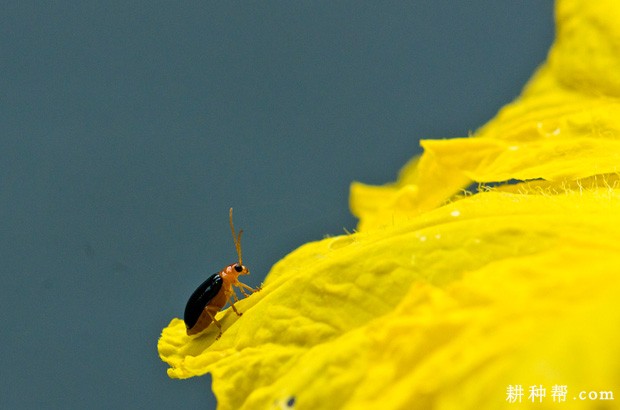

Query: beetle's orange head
left=223, top=262, right=250, bottom=278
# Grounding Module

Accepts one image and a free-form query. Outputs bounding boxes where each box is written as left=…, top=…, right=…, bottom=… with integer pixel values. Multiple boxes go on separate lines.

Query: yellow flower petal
left=159, top=1, right=620, bottom=408
left=352, top=0, right=620, bottom=232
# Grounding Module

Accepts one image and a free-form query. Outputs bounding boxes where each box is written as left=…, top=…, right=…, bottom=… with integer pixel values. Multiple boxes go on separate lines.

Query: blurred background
left=1, top=1, right=554, bottom=408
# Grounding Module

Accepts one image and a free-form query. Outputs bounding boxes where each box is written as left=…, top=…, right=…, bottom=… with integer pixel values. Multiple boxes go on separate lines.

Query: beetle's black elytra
left=184, top=273, right=223, bottom=330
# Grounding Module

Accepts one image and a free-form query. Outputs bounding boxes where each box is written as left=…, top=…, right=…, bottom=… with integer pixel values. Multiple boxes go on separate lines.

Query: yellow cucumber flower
left=159, top=1, right=620, bottom=408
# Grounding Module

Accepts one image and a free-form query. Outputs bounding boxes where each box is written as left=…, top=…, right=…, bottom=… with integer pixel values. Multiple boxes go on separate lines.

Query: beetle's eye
left=234, top=264, right=243, bottom=272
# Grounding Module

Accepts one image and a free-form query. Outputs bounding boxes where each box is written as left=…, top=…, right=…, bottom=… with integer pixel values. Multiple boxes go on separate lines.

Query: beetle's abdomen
left=184, top=273, right=223, bottom=330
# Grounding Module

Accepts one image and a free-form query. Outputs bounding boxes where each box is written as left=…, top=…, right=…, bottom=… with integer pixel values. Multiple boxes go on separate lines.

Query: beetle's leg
left=204, top=309, right=223, bottom=340
left=237, top=281, right=260, bottom=297
left=228, top=291, right=243, bottom=316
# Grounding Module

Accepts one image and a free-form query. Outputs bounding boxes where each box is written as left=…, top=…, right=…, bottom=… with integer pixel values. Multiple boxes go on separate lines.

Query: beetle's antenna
left=229, top=208, right=243, bottom=265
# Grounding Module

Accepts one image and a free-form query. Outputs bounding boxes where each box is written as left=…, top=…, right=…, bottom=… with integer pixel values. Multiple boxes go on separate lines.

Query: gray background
left=2, top=2, right=554, bottom=409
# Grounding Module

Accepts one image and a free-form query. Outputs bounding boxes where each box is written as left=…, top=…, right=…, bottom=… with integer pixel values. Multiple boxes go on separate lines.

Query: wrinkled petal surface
left=159, top=1, right=620, bottom=409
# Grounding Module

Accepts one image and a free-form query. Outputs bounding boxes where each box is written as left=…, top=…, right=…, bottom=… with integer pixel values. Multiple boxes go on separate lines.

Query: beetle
left=184, top=208, right=259, bottom=339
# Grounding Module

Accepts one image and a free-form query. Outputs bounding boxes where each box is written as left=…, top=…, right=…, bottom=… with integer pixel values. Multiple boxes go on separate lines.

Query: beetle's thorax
left=220, top=263, right=250, bottom=285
